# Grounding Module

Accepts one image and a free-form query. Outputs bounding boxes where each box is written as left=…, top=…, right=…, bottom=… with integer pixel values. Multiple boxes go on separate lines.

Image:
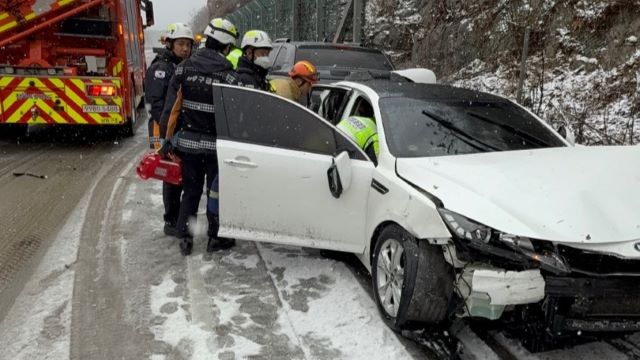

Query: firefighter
left=337, top=116, right=380, bottom=163
left=144, top=22, right=194, bottom=236
left=236, top=30, right=273, bottom=90
left=159, top=17, right=239, bottom=256
left=203, top=30, right=274, bottom=243
left=270, top=60, right=319, bottom=103
left=146, top=23, right=194, bottom=149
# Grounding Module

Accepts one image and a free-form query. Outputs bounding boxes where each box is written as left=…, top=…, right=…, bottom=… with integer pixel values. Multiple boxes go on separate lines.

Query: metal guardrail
left=226, top=0, right=363, bottom=43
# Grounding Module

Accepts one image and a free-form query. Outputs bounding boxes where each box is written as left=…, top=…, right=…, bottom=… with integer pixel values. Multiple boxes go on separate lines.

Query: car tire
left=371, top=224, right=453, bottom=332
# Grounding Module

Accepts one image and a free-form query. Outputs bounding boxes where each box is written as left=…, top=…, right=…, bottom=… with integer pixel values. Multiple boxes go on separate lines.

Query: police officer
left=144, top=22, right=194, bottom=235
left=236, top=30, right=273, bottom=90
left=337, top=116, right=380, bottom=163
left=159, top=18, right=239, bottom=256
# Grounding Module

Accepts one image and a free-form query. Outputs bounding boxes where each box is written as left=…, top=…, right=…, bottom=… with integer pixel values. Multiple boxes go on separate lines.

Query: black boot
left=206, top=237, right=235, bottom=253
left=164, top=221, right=180, bottom=237
left=179, top=237, right=193, bottom=256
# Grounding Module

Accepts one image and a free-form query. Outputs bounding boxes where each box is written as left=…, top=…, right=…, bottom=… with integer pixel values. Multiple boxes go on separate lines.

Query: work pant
left=175, top=152, right=218, bottom=239
left=162, top=181, right=182, bottom=225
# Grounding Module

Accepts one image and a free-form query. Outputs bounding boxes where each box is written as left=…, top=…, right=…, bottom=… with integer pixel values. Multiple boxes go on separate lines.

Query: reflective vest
left=226, top=48, right=242, bottom=70
left=337, top=116, right=379, bottom=156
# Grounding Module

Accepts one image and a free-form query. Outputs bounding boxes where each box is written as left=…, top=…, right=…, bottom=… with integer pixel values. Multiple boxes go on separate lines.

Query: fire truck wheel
left=121, top=97, right=137, bottom=137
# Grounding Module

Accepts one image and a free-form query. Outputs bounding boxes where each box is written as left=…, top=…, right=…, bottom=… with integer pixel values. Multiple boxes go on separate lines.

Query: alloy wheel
left=375, top=238, right=405, bottom=317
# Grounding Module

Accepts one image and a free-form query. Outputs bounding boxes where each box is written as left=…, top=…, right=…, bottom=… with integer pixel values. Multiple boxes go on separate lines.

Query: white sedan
left=210, top=78, right=640, bottom=339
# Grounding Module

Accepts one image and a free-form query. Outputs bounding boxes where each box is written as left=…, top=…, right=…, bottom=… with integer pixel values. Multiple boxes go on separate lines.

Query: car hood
left=396, top=146, right=640, bottom=244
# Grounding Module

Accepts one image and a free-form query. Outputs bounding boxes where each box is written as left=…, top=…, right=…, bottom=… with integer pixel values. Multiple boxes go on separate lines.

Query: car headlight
left=438, top=208, right=493, bottom=244
left=438, top=208, right=570, bottom=275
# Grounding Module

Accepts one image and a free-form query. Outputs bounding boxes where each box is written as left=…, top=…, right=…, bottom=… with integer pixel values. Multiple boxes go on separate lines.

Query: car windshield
left=379, top=97, right=566, bottom=157
left=296, top=47, right=393, bottom=70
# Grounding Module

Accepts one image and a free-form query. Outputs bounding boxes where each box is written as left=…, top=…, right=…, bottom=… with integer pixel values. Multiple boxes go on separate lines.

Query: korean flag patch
left=155, top=70, right=166, bottom=79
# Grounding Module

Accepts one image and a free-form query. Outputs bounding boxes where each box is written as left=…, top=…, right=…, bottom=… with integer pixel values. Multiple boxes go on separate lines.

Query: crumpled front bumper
left=456, top=267, right=640, bottom=332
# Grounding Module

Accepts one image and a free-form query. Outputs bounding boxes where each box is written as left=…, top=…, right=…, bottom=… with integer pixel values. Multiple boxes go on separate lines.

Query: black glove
left=158, top=140, right=173, bottom=158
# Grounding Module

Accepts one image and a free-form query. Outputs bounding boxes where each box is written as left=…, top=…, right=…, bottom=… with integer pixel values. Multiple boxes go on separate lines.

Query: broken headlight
left=438, top=208, right=570, bottom=275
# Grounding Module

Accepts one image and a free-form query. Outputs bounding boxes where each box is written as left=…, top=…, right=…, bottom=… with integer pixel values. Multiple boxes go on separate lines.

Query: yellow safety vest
left=337, top=116, right=379, bottom=156
left=226, top=48, right=242, bottom=70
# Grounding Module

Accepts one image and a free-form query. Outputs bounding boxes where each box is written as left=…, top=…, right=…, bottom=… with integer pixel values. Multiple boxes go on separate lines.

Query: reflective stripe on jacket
left=159, top=47, right=239, bottom=154
left=337, top=116, right=379, bottom=156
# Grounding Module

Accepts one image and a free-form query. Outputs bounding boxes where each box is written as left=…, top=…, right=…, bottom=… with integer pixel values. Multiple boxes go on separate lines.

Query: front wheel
left=371, top=225, right=453, bottom=331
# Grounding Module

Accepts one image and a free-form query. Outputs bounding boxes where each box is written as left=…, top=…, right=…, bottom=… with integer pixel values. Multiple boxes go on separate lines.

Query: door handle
left=223, top=159, right=258, bottom=168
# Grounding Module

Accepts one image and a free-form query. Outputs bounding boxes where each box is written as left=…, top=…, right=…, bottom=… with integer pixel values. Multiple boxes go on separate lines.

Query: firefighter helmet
left=289, top=60, right=319, bottom=84
left=203, top=18, right=238, bottom=45
left=165, top=23, right=195, bottom=41
left=240, top=30, right=273, bottom=50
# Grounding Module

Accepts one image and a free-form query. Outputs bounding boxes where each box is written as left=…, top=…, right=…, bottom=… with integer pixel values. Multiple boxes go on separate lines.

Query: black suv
left=267, top=40, right=394, bottom=83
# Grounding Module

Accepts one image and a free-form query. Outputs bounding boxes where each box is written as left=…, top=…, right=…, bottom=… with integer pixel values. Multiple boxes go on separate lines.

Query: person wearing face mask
left=236, top=30, right=273, bottom=90
left=270, top=60, right=319, bottom=104
left=144, top=22, right=194, bottom=236
left=159, top=17, right=240, bottom=256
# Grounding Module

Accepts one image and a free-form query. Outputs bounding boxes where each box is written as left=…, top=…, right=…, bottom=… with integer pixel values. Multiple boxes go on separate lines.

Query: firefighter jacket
left=144, top=49, right=182, bottom=147
left=160, top=47, right=239, bottom=155
left=269, top=77, right=301, bottom=102
left=337, top=116, right=379, bottom=160
left=236, top=56, right=269, bottom=91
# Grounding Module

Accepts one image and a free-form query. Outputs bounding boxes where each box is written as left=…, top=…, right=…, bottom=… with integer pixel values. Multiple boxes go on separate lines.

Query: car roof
left=343, top=79, right=508, bottom=102
left=275, top=41, right=384, bottom=53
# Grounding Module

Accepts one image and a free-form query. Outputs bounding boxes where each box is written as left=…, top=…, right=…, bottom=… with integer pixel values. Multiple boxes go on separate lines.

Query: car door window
left=267, top=44, right=282, bottom=69
left=271, top=45, right=294, bottom=72
left=349, top=96, right=374, bottom=118
left=221, top=87, right=367, bottom=160
left=309, top=87, right=350, bottom=125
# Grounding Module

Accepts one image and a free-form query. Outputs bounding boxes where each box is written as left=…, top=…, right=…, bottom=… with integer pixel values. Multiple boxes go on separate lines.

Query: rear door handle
left=223, top=159, right=258, bottom=168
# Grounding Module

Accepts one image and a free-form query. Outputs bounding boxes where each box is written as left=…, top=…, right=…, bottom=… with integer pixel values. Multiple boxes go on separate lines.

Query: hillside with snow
left=365, top=0, right=640, bottom=144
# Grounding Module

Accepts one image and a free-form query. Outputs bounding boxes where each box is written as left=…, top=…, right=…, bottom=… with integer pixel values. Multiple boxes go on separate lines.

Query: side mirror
left=143, top=1, right=155, bottom=28
left=326, top=151, right=352, bottom=198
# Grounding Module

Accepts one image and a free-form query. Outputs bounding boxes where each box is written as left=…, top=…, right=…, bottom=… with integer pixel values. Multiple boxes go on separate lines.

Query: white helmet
left=203, top=18, right=238, bottom=45
left=165, top=23, right=195, bottom=42
left=240, top=30, right=273, bottom=50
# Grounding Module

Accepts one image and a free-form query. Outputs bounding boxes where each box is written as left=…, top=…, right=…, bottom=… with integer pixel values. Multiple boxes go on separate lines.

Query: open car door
left=213, top=84, right=375, bottom=253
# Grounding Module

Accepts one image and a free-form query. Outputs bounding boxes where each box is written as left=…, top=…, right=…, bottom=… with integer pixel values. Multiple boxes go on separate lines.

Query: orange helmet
left=289, top=60, right=319, bottom=84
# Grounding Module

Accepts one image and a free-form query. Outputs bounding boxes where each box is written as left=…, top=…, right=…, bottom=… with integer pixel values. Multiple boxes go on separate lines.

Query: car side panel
left=357, top=167, right=451, bottom=271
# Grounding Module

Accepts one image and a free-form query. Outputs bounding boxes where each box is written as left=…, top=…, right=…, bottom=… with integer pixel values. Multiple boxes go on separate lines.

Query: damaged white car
left=210, top=78, right=640, bottom=339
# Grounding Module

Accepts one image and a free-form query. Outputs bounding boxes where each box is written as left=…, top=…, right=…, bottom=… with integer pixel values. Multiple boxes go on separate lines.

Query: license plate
left=82, top=105, right=120, bottom=113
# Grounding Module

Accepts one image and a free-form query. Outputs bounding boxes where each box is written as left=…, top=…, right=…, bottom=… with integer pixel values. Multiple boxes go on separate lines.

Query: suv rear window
left=296, top=47, right=393, bottom=71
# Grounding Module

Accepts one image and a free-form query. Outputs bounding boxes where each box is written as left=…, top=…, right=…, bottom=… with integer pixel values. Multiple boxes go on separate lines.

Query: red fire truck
left=0, top=0, right=154, bottom=135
